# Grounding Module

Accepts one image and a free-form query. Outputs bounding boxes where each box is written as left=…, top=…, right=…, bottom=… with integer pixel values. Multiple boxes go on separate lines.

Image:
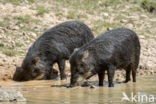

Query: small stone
left=139, top=35, right=145, bottom=39
left=107, top=27, right=113, bottom=31
left=98, top=1, right=102, bottom=5
left=150, top=70, right=154, bottom=75
left=116, top=77, right=123, bottom=82
left=127, top=24, right=133, bottom=28
left=34, top=28, right=40, bottom=32
left=0, top=43, right=4, bottom=47
left=103, top=13, right=109, bottom=17
left=117, top=74, right=120, bottom=77
left=120, top=19, right=127, bottom=23
left=139, top=65, right=143, bottom=69
left=90, top=85, right=95, bottom=89
left=0, top=63, right=3, bottom=66
left=30, top=32, right=37, bottom=38
left=22, top=32, right=26, bottom=36
left=24, top=0, right=29, bottom=3
left=19, top=24, right=24, bottom=27
left=0, top=89, right=26, bottom=102
left=12, top=26, right=19, bottom=30
left=145, top=71, right=148, bottom=75
left=139, top=72, right=144, bottom=76
left=2, top=59, right=6, bottom=62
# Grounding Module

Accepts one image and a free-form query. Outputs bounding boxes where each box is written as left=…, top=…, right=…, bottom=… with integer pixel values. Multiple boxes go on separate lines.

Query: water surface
left=0, top=76, right=156, bottom=104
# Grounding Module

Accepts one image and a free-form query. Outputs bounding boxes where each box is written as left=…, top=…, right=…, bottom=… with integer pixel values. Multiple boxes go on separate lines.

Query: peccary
left=13, top=21, right=94, bottom=81
left=70, top=28, right=140, bottom=87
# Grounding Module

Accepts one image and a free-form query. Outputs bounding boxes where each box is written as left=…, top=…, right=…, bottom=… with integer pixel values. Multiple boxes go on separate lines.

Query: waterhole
left=0, top=76, right=156, bottom=104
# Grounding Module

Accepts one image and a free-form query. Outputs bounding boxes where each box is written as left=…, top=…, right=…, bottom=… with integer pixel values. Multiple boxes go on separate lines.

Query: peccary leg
left=124, top=65, right=131, bottom=83
left=132, top=53, right=139, bottom=82
left=98, top=71, right=105, bottom=86
left=132, top=67, right=136, bottom=82
left=107, top=65, right=115, bottom=87
left=58, top=59, right=66, bottom=80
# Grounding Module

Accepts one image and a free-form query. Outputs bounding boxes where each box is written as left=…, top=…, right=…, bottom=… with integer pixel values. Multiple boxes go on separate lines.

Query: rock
left=30, top=32, right=37, bottom=38
left=150, top=70, right=154, bottom=75
left=11, top=41, right=15, bottom=47
left=107, top=27, right=113, bottom=31
left=22, top=32, right=26, bottom=36
left=145, top=71, right=148, bottom=75
left=34, top=28, right=41, bottom=32
left=127, top=24, right=133, bottom=28
left=139, top=35, right=145, bottom=39
left=0, top=28, right=4, bottom=34
left=0, top=89, right=26, bottom=102
left=19, top=24, right=24, bottom=27
left=24, top=0, right=29, bottom=3
left=0, top=63, right=3, bottom=66
left=139, top=65, right=144, bottom=69
left=141, top=14, right=148, bottom=18
left=0, top=34, right=4, bottom=39
left=103, top=13, right=109, bottom=17
left=0, top=43, right=4, bottom=47
left=116, top=77, right=123, bottom=82
left=12, top=59, right=15, bottom=62
left=98, top=1, right=102, bottom=5
left=12, top=26, right=20, bottom=30
left=139, top=71, right=144, bottom=76
left=2, top=59, right=6, bottom=62
left=90, top=85, right=95, bottom=89
left=120, top=19, right=127, bottom=23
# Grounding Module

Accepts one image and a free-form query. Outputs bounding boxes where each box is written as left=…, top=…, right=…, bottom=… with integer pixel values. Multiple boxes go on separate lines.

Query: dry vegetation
left=0, top=0, right=156, bottom=81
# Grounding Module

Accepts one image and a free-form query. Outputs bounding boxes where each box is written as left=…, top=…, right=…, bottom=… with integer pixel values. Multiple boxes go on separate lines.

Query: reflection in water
left=0, top=76, right=156, bottom=104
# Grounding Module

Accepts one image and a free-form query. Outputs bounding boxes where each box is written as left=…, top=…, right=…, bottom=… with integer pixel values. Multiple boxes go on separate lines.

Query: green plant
left=141, top=0, right=156, bottom=13
left=36, top=5, right=49, bottom=16
left=14, top=15, right=40, bottom=24
left=0, top=0, right=34, bottom=5
left=0, top=47, right=16, bottom=56
left=92, top=20, right=123, bottom=35
left=0, top=16, right=11, bottom=27
left=66, top=10, right=77, bottom=19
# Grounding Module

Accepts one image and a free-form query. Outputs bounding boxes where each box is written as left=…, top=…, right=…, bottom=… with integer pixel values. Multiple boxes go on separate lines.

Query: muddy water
left=0, top=76, right=156, bottom=104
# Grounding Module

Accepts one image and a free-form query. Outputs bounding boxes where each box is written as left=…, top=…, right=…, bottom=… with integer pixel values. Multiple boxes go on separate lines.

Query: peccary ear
left=32, top=57, right=40, bottom=64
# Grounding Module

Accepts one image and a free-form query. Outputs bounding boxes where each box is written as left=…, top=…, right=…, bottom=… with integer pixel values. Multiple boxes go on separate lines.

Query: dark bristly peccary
left=70, top=28, right=140, bottom=87
left=13, top=21, right=94, bottom=81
